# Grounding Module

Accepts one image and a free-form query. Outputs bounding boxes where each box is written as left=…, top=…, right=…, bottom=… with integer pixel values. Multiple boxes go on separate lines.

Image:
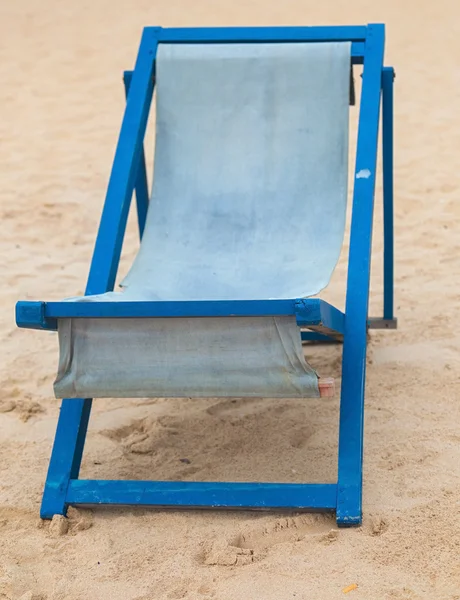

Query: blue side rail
left=16, top=298, right=345, bottom=340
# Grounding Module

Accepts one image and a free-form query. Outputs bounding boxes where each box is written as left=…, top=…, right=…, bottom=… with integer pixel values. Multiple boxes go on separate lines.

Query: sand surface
left=1, top=1, right=460, bottom=599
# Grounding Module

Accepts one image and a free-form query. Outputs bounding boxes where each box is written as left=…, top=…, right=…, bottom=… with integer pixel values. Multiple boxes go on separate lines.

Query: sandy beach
left=1, top=1, right=460, bottom=598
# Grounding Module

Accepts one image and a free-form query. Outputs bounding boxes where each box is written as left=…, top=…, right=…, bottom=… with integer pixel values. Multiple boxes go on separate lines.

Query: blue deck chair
left=16, top=24, right=396, bottom=526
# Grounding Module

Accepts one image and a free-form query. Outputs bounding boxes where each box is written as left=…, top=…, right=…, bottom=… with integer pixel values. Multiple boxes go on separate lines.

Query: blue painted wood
left=157, top=25, right=368, bottom=43
left=382, top=66, right=395, bottom=322
left=295, top=299, right=345, bottom=334
left=301, top=331, right=340, bottom=343
left=41, top=29, right=161, bottom=519
left=16, top=299, right=345, bottom=338
left=66, top=480, right=337, bottom=510
left=86, top=27, right=159, bottom=296
left=336, top=24, right=385, bottom=526
left=41, top=398, right=92, bottom=518
left=17, top=25, right=394, bottom=525
left=123, top=70, right=149, bottom=239
left=47, top=299, right=297, bottom=319
left=15, top=301, right=57, bottom=330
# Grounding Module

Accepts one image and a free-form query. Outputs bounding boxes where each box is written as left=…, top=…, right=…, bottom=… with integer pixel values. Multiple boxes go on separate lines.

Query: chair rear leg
left=382, top=66, right=396, bottom=325
left=40, top=398, right=92, bottom=519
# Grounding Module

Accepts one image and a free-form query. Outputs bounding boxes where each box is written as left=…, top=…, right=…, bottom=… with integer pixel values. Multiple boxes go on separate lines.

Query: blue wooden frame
left=16, top=24, right=396, bottom=526
left=123, top=70, right=149, bottom=239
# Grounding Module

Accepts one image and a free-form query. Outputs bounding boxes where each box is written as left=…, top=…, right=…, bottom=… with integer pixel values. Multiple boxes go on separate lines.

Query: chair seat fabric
left=54, top=41, right=350, bottom=399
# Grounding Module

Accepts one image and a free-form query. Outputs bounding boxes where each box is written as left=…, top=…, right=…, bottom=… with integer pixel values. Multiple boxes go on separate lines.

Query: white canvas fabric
left=54, top=41, right=351, bottom=399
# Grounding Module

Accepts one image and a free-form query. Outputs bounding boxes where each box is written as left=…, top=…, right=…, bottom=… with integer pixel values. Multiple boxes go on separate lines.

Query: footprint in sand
left=0, top=383, right=45, bottom=421
left=101, top=416, right=180, bottom=455
left=202, top=514, right=338, bottom=566
left=202, top=538, right=258, bottom=567
left=378, top=442, right=439, bottom=471
left=205, top=397, right=262, bottom=418
left=367, top=515, right=389, bottom=536
left=233, top=514, right=337, bottom=551
left=288, top=425, right=315, bottom=449
left=166, top=580, right=216, bottom=599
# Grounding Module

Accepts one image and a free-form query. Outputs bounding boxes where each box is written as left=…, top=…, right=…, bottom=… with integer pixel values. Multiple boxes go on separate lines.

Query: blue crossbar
left=16, top=24, right=395, bottom=527
left=65, top=480, right=337, bottom=511
left=157, top=25, right=367, bottom=43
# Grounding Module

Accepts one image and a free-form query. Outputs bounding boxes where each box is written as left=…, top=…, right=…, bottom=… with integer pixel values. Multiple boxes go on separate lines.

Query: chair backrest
left=122, top=41, right=351, bottom=301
